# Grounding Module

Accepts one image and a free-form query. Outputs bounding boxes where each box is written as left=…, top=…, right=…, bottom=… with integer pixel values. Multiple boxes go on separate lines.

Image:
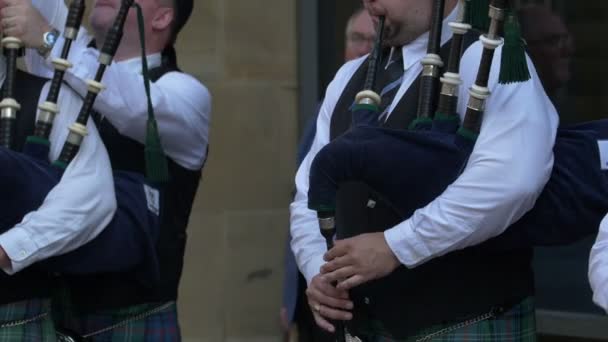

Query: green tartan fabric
left=353, top=297, right=537, bottom=342
left=52, top=290, right=179, bottom=341
left=0, top=298, right=56, bottom=341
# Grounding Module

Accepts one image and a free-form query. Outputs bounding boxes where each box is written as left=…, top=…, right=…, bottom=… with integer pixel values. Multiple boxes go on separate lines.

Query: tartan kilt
left=354, top=297, right=537, bottom=342
left=53, top=293, right=180, bottom=342
left=0, top=298, right=56, bottom=341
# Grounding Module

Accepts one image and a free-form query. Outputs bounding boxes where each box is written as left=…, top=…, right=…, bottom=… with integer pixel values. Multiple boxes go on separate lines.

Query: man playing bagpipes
left=0, top=47, right=118, bottom=342
left=291, top=0, right=608, bottom=340
left=0, top=1, right=174, bottom=339
left=0, top=0, right=210, bottom=339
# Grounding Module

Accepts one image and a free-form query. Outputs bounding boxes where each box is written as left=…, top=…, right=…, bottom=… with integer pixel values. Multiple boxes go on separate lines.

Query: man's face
left=345, top=11, right=376, bottom=61
left=90, top=0, right=163, bottom=37
left=362, top=0, right=433, bottom=47
left=524, top=13, right=573, bottom=92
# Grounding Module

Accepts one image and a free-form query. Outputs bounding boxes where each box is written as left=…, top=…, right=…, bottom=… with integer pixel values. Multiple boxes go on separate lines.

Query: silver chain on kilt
left=0, top=312, right=48, bottom=329
left=81, top=301, right=175, bottom=338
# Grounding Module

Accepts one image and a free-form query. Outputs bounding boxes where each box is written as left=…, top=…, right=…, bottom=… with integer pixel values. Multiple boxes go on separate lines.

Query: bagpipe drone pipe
left=0, top=0, right=168, bottom=287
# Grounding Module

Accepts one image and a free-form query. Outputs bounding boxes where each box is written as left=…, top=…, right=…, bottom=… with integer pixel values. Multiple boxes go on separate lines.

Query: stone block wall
left=173, top=1, right=298, bottom=341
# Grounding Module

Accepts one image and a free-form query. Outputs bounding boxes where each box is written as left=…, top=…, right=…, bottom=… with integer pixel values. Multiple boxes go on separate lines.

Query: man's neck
left=93, top=32, right=163, bottom=62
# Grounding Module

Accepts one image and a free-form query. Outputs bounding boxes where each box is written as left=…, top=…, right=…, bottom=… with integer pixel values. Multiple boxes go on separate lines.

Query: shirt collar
left=401, top=4, right=459, bottom=71
left=116, top=53, right=163, bottom=74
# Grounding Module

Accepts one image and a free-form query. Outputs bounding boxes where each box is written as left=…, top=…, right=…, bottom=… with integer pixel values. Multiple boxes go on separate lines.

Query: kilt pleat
left=0, top=298, right=56, bottom=342
left=358, top=297, right=537, bottom=342
left=53, top=293, right=180, bottom=342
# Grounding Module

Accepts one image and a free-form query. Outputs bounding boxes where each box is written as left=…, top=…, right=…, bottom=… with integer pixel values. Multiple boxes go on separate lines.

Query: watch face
left=45, top=31, right=58, bottom=47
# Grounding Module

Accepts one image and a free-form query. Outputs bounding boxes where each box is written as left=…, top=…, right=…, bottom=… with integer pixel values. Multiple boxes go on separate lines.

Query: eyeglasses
left=346, top=32, right=375, bottom=46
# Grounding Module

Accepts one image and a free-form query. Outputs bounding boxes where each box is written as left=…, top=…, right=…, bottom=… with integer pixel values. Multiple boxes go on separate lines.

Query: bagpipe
left=308, top=0, right=608, bottom=338
left=0, top=0, right=168, bottom=286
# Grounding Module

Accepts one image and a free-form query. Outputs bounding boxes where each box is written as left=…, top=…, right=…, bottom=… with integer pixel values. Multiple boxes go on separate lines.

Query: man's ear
left=151, top=7, right=174, bottom=32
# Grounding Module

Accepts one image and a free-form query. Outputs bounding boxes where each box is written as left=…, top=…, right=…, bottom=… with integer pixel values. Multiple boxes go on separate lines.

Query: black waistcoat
left=0, top=70, right=54, bottom=304
left=329, top=36, right=534, bottom=338
left=65, top=61, right=204, bottom=310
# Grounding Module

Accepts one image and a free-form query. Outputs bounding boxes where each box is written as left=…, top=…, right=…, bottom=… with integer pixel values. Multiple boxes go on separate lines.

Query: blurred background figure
left=280, top=6, right=375, bottom=342
left=519, top=4, right=575, bottom=124
left=344, top=7, right=376, bottom=62
left=519, top=4, right=608, bottom=341
left=519, top=4, right=574, bottom=99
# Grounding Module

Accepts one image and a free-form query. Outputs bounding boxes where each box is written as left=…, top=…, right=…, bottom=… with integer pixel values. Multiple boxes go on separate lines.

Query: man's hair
left=345, top=6, right=367, bottom=36
left=166, top=0, right=194, bottom=45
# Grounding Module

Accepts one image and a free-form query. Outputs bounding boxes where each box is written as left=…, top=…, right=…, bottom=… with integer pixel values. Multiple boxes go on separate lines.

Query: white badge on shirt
left=598, top=140, right=608, bottom=171
left=143, top=184, right=160, bottom=216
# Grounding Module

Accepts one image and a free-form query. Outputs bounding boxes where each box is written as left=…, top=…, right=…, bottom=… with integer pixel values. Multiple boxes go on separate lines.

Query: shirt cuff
left=384, top=219, right=432, bottom=269
left=301, top=254, right=326, bottom=286
left=0, top=227, right=39, bottom=275
left=593, top=280, right=608, bottom=313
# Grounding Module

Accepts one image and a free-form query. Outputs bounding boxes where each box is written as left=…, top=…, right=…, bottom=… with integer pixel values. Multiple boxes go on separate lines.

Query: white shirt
left=290, top=6, right=559, bottom=284
left=0, top=60, right=116, bottom=274
left=589, top=214, right=608, bottom=313
left=27, top=0, right=212, bottom=170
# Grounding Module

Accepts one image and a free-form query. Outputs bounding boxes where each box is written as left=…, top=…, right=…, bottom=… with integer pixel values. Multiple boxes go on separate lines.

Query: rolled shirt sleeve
left=384, top=42, right=559, bottom=268
left=59, top=43, right=211, bottom=170
left=0, top=81, right=116, bottom=274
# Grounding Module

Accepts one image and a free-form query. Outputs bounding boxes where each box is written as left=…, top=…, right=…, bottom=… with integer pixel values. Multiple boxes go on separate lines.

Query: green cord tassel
left=135, top=3, right=170, bottom=184
left=499, top=12, right=531, bottom=84
left=145, top=118, right=169, bottom=184
left=467, top=0, right=490, bottom=31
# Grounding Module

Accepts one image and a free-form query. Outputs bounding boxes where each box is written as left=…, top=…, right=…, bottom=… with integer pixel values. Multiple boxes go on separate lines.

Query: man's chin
left=90, top=15, right=115, bottom=34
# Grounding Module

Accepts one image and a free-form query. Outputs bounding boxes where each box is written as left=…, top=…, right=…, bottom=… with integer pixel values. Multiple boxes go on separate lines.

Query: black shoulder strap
left=330, top=30, right=480, bottom=138
left=384, top=30, right=479, bottom=129
left=329, top=59, right=371, bottom=141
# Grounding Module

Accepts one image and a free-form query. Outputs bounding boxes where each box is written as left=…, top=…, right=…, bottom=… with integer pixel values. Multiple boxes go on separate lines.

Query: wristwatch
left=37, top=28, right=60, bottom=57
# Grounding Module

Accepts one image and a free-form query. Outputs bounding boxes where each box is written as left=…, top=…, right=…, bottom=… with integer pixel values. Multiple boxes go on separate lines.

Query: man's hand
left=279, top=306, right=289, bottom=332
left=321, top=232, right=401, bottom=291
left=0, top=0, right=52, bottom=49
left=306, top=273, right=353, bottom=333
left=0, top=246, right=11, bottom=270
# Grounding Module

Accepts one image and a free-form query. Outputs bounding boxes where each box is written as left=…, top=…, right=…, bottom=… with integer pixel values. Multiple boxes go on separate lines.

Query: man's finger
left=0, top=5, right=19, bottom=19
left=1, top=16, right=16, bottom=30
left=320, top=255, right=352, bottom=274
left=324, top=242, right=349, bottom=262
left=3, top=25, right=15, bottom=37
left=307, top=284, right=353, bottom=310
left=323, top=265, right=357, bottom=284
left=312, top=311, right=335, bottom=333
left=315, top=303, right=353, bottom=321
left=0, top=0, right=18, bottom=8
left=337, top=274, right=366, bottom=291
left=317, top=275, right=350, bottom=300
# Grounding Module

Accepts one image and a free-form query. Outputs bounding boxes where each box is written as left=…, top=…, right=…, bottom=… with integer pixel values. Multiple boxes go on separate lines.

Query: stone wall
left=173, top=1, right=298, bottom=341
